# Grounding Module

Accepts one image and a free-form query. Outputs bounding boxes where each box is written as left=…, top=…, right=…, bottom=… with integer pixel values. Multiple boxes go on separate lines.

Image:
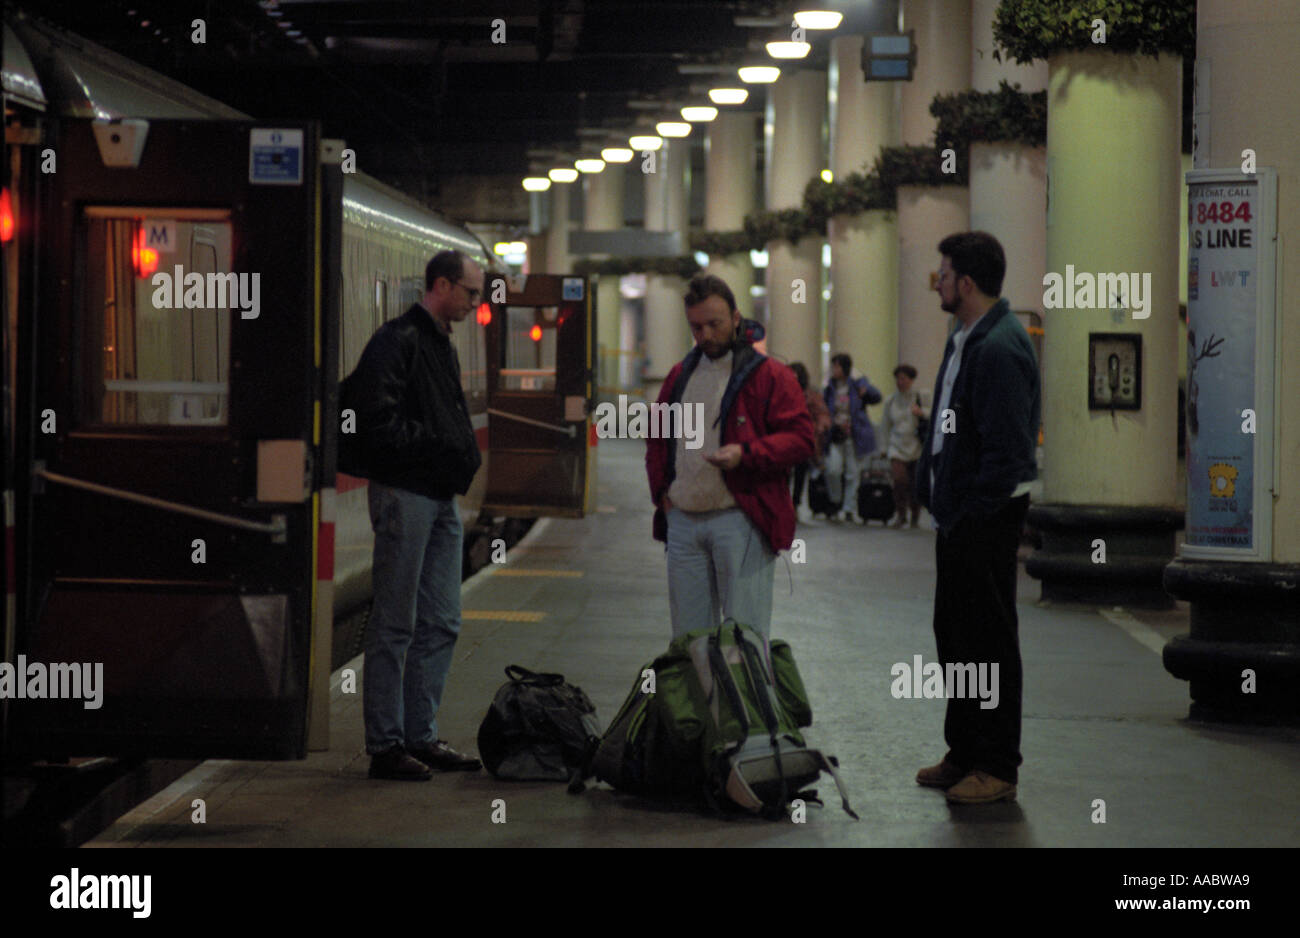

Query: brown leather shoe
left=945, top=770, right=1017, bottom=804
left=368, top=747, right=432, bottom=781
left=407, top=740, right=482, bottom=772
left=916, top=758, right=967, bottom=789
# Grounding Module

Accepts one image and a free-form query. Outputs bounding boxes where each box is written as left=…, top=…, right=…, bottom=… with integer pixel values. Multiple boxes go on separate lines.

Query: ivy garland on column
left=991, top=0, right=1195, bottom=64
left=586, top=71, right=1060, bottom=273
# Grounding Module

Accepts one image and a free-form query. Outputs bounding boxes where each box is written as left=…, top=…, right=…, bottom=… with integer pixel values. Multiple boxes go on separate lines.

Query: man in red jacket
left=645, top=274, right=815, bottom=638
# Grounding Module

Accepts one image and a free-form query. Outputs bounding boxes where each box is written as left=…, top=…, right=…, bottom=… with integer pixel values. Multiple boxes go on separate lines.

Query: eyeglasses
left=452, top=280, right=482, bottom=303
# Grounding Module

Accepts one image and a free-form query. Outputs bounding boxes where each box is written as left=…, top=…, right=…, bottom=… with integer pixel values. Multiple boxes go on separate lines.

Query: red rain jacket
left=646, top=343, right=814, bottom=553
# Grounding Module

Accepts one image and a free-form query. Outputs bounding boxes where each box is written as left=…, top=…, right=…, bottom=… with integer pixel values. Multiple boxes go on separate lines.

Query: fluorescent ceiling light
left=629, top=135, right=663, bottom=151
left=766, top=41, right=811, bottom=59
left=681, top=106, right=718, bottom=122
left=709, top=88, right=749, bottom=105
left=574, top=159, right=606, bottom=173
left=794, top=10, right=843, bottom=30
left=509, top=241, right=527, bottom=253
left=548, top=168, right=579, bottom=183
left=493, top=242, right=512, bottom=255
left=655, top=122, right=691, bottom=138
left=522, top=177, right=551, bottom=191
left=739, top=66, right=780, bottom=83
left=602, top=147, right=634, bottom=162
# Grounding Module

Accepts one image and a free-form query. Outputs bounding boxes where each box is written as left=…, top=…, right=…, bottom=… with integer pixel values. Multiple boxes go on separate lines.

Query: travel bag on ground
left=680, top=621, right=858, bottom=819
left=477, top=665, right=603, bottom=781
left=578, top=648, right=708, bottom=800
left=807, top=469, right=842, bottom=518
left=857, top=456, right=895, bottom=524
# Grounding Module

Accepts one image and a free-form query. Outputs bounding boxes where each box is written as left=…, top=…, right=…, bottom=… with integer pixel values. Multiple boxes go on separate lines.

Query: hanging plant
left=992, top=0, right=1195, bottom=65
left=874, top=144, right=969, bottom=196
left=931, top=81, right=1047, bottom=151
left=689, top=230, right=755, bottom=256
left=572, top=255, right=702, bottom=278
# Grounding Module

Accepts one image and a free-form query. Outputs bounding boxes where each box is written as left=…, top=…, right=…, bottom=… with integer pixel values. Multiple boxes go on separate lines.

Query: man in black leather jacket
left=347, top=249, right=485, bottom=780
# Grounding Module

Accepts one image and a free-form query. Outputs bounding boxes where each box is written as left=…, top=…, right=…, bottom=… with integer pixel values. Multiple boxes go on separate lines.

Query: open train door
left=10, top=118, right=328, bottom=760
left=481, top=273, right=594, bottom=518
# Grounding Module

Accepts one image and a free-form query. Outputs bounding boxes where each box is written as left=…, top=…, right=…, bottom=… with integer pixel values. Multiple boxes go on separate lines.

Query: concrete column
left=704, top=110, right=756, bottom=320
left=643, top=138, right=691, bottom=388
left=765, top=69, right=825, bottom=369
left=1023, top=50, right=1184, bottom=607
left=829, top=34, right=899, bottom=390
left=1162, top=0, right=1300, bottom=721
left=969, top=0, right=1048, bottom=319
left=544, top=183, right=571, bottom=275
left=584, top=165, right=626, bottom=394
left=524, top=189, right=548, bottom=274
left=898, top=0, right=971, bottom=402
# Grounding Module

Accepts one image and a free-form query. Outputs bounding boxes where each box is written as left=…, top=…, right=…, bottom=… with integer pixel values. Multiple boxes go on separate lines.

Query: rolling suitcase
left=857, top=456, right=895, bottom=524
left=807, top=469, right=842, bottom=518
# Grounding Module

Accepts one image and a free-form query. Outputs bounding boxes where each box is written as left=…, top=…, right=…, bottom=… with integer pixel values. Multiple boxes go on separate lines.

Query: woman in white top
left=878, top=364, right=929, bottom=528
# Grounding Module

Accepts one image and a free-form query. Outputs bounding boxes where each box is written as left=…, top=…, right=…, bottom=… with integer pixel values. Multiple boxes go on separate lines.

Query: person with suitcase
left=822, top=353, right=882, bottom=523
left=878, top=363, right=929, bottom=528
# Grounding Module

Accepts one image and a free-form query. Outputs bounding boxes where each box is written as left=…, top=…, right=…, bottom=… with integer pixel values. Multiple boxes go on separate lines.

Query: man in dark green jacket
left=915, top=232, right=1040, bottom=805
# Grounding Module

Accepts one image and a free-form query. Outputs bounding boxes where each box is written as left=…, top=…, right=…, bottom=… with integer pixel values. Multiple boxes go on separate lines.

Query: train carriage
left=0, top=11, right=594, bottom=763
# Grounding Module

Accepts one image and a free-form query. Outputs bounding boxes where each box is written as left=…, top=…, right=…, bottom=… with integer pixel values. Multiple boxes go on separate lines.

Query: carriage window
left=501, top=305, right=557, bottom=391
left=82, top=209, right=234, bottom=426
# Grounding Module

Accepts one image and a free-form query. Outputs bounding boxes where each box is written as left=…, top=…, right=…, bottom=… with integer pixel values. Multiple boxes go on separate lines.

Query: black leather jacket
left=343, top=303, right=481, bottom=499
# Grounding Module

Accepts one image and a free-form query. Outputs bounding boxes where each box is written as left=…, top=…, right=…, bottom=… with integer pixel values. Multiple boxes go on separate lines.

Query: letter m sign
left=145, top=219, right=177, bottom=254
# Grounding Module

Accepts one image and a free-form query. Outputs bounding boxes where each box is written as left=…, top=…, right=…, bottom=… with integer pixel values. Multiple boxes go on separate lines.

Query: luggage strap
left=732, top=623, right=789, bottom=814
left=504, top=664, right=565, bottom=686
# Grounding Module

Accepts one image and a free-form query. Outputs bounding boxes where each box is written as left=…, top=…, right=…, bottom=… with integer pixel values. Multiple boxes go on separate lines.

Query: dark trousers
left=932, top=495, right=1029, bottom=783
left=791, top=461, right=810, bottom=506
left=890, top=458, right=919, bottom=520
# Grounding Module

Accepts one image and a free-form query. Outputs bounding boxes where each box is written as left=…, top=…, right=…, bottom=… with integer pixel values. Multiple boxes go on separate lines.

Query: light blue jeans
left=666, top=507, right=775, bottom=638
left=363, top=482, right=463, bottom=754
left=825, top=438, right=860, bottom=513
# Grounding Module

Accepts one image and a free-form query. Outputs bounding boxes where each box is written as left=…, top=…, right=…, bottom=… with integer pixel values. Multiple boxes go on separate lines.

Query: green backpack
left=676, top=621, right=858, bottom=820
left=576, top=646, right=707, bottom=801
left=572, top=622, right=856, bottom=820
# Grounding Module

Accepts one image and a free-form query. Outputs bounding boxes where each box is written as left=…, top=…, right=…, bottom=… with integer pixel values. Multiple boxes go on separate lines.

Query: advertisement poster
left=1184, top=174, right=1267, bottom=554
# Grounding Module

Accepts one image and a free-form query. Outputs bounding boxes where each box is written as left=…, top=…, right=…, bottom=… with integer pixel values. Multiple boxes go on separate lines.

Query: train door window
left=398, top=276, right=422, bottom=313
left=502, top=305, right=556, bottom=391
left=81, top=208, right=233, bottom=427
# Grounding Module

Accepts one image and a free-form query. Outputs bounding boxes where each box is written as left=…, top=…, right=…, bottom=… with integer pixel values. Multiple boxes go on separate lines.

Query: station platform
left=87, top=440, right=1300, bottom=848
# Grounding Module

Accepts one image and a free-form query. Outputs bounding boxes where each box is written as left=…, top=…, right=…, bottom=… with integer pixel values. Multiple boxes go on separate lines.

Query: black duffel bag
left=477, top=665, right=603, bottom=781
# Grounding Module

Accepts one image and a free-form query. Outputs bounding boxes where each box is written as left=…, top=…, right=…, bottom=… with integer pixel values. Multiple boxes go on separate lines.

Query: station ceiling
left=22, top=1, right=900, bottom=215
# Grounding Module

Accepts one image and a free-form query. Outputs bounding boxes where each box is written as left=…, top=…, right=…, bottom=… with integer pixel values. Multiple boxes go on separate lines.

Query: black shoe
left=368, top=746, right=433, bottom=781
left=407, top=740, right=483, bottom=772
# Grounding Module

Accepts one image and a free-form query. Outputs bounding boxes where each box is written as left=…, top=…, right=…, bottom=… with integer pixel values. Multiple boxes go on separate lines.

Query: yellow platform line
left=490, top=569, right=584, bottom=578
left=463, top=610, right=546, bottom=622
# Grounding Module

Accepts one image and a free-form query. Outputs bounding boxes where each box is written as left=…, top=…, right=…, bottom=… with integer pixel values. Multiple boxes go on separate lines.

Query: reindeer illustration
left=1186, top=329, right=1224, bottom=439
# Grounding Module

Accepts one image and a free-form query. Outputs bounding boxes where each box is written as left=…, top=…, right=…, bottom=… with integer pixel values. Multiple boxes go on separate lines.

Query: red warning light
left=0, top=188, right=13, bottom=243
left=529, top=324, right=542, bottom=342
left=132, top=223, right=159, bottom=278
left=476, top=302, right=491, bottom=326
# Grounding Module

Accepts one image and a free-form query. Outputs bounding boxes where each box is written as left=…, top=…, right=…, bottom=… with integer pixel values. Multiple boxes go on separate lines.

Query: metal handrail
left=486, top=408, right=577, bottom=438
left=37, top=469, right=287, bottom=538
